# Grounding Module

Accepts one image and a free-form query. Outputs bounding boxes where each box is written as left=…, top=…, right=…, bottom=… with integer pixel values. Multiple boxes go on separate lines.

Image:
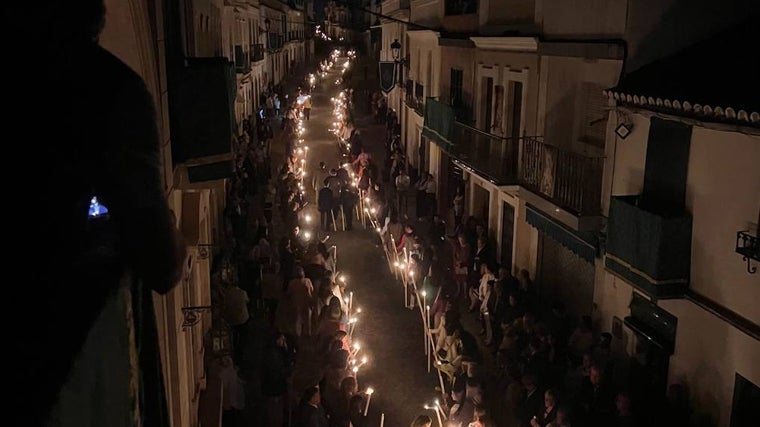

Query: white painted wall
left=410, top=0, right=443, bottom=28
left=600, top=112, right=650, bottom=215
left=596, top=110, right=760, bottom=426
left=540, top=0, right=627, bottom=38
left=539, top=56, right=622, bottom=151
left=659, top=298, right=760, bottom=427
left=603, top=112, right=760, bottom=322
left=684, top=127, right=760, bottom=323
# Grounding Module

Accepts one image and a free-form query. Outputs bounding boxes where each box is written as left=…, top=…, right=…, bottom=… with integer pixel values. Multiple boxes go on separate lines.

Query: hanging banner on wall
left=378, top=62, right=396, bottom=94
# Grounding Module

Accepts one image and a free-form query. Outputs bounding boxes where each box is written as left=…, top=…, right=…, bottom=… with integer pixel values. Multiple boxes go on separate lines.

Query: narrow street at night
left=17, top=1, right=759, bottom=427
left=281, top=61, right=443, bottom=426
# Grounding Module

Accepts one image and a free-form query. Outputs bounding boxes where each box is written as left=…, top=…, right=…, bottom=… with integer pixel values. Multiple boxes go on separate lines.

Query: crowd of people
left=211, top=50, right=386, bottom=427
left=363, top=105, right=694, bottom=427
left=211, top=48, right=696, bottom=427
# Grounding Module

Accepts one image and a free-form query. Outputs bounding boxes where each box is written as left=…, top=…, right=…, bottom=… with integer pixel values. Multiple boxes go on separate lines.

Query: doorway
left=480, top=77, right=493, bottom=132
left=501, top=202, right=515, bottom=269
left=473, top=183, right=490, bottom=225
left=538, top=235, right=595, bottom=317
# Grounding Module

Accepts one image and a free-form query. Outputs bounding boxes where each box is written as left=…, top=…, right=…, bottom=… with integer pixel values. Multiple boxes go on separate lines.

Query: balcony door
left=506, top=80, right=523, bottom=139
left=479, top=76, right=493, bottom=132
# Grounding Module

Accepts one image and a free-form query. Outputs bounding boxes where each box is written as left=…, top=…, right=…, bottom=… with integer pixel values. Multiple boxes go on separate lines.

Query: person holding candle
left=410, top=414, right=433, bottom=427
left=348, top=394, right=367, bottom=427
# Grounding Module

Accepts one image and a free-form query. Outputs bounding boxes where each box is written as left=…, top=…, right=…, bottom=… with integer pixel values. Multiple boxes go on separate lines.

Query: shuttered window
left=579, top=82, right=607, bottom=148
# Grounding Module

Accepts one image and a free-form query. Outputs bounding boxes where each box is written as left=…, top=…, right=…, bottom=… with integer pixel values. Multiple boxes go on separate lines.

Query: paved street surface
left=292, top=64, right=442, bottom=426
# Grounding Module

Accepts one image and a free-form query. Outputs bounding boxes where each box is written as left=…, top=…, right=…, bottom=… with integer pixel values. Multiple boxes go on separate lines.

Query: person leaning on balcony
left=11, top=1, right=188, bottom=424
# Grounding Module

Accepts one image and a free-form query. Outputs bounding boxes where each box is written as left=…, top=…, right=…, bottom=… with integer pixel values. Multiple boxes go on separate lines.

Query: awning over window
left=526, top=204, right=597, bottom=263
left=187, top=160, right=234, bottom=183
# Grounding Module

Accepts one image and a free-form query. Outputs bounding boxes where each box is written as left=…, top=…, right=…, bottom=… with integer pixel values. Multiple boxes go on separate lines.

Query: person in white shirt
left=424, top=172, right=437, bottom=218
left=469, top=262, right=495, bottom=313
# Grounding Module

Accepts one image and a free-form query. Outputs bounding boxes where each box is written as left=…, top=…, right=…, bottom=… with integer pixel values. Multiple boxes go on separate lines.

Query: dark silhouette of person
left=341, top=187, right=359, bottom=230
left=10, top=1, right=185, bottom=425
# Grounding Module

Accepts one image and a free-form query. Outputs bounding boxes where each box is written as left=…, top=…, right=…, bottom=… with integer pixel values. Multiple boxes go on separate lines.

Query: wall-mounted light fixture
left=389, top=39, right=408, bottom=87
left=615, top=122, right=632, bottom=139
left=735, top=229, right=758, bottom=274
left=181, top=306, right=212, bottom=328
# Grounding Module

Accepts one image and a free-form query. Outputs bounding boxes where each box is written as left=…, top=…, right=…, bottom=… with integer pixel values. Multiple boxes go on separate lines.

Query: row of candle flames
left=295, top=49, right=446, bottom=427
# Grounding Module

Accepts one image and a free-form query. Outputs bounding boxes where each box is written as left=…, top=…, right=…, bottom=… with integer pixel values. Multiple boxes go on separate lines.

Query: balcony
left=233, top=45, right=249, bottom=73
left=422, top=98, right=518, bottom=185
left=251, top=44, right=264, bottom=62
left=406, top=93, right=425, bottom=116
left=605, top=195, right=692, bottom=298
left=519, top=138, right=603, bottom=217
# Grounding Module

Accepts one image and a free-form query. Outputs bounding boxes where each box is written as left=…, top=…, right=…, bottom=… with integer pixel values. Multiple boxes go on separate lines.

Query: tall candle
left=363, top=388, right=374, bottom=416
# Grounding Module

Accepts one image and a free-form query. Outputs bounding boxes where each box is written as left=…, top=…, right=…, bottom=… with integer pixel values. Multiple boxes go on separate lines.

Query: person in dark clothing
left=280, top=237, right=297, bottom=287
left=11, top=2, right=186, bottom=424
left=318, top=184, right=335, bottom=231
left=341, top=187, right=358, bottom=230
left=294, top=386, right=329, bottom=427
left=262, top=332, right=294, bottom=427
left=522, top=373, right=545, bottom=426
left=578, top=364, right=615, bottom=427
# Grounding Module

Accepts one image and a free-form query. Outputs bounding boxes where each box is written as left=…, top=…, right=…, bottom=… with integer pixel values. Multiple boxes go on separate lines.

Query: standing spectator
left=266, top=94, right=275, bottom=118
left=303, top=94, right=312, bottom=120
left=341, top=186, right=358, bottom=231
left=319, top=183, right=334, bottom=231
left=214, top=356, right=246, bottom=426
left=274, top=93, right=281, bottom=117
left=453, top=185, right=465, bottom=230
left=294, top=386, right=329, bottom=427
left=424, top=172, right=437, bottom=218
left=224, top=282, right=250, bottom=362
left=395, top=167, right=411, bottom=214
left=287, top=266, right=315, bottom=337
left=453, top=233, right=472, bottom=299
left=415, top=173, right=430, bottom=220
left=262, top=332, right=293, bottom=427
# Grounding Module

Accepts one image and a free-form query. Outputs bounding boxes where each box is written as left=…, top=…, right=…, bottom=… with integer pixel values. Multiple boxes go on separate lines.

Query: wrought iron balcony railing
left=251, top=44, right=265, bottom=62
left=519, top=137, right=604, bottom=216
left=736, top=230, right=759, bottom=273
left=234, top=45, right=249, bottom=73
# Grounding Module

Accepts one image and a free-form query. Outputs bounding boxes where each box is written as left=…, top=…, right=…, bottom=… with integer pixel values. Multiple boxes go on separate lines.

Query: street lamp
left=390, top=38, right=401, bottom=61
left=389, top=39, right=407, bottom=87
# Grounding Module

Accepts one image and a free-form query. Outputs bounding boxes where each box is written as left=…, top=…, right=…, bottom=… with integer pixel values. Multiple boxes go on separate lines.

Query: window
left=445, top=0, right=478, bottom=15
left=506, top=81, right=523, bottom=139
left=731, top=374, right=760, bottom=427
left=579, top=82, right=608, bottom=148
left=450, top=69, right=463, bottom=107
left=415, top=82, right=424, bottom=100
